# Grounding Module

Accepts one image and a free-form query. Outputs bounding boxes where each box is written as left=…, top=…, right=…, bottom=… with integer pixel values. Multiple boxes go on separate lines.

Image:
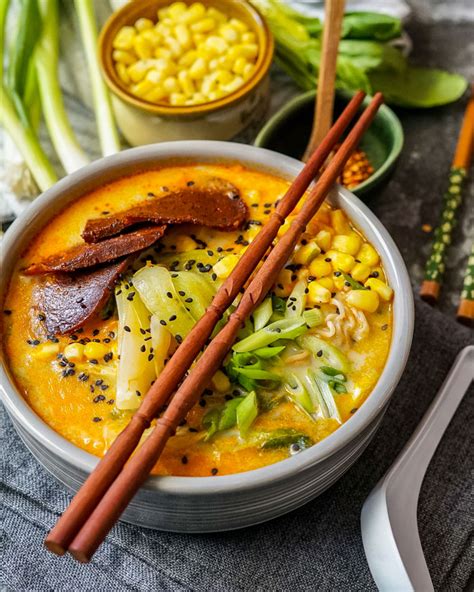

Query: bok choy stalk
left=74, top=0, right=120, bottom=156
left=0, top=0, right=57, bottom=192
left=115, top=281, right=156, bottom=410
left=35, top=0, right=89, bottom=173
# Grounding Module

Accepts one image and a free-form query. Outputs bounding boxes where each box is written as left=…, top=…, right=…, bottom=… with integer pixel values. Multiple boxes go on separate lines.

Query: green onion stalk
left=74, top=0, right=120, bottom=156
left=35, top=0, right=89, bottom=173
left=0, top=0, right=57, bottom=192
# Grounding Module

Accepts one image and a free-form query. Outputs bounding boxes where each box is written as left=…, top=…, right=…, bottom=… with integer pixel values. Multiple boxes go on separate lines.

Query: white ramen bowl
left=0, top=141, right=414, bottom=532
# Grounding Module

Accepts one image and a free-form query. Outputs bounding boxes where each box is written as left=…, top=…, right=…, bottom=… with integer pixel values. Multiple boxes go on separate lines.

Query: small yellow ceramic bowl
left=99, top=0, right=274, bottom=146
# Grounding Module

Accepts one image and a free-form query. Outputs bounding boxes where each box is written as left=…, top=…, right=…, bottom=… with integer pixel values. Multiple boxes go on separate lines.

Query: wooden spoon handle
left=303, top=0, right=346, bottom=161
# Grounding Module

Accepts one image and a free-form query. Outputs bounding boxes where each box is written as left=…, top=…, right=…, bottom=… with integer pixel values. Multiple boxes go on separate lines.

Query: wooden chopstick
left=66, top=93, right=384, bottom=563
left=45, top=90, right=366, bottom=557
left=456, top=242, right=474, bottom=326
left=303, top=0, right=346, bottom=162
left=420, top=84, right=474, bottom=304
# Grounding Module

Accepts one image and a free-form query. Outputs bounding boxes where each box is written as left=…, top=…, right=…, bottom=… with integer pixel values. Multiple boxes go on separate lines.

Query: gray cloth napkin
left=1, top=296, right=472, bottom=592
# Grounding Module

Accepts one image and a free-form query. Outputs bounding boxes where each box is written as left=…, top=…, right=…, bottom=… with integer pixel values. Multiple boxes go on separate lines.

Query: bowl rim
left=99, top=0, right=274, bottom=116
left=0, top=141, right=414, bottom=496
left=254, top=89, right=404, bottom=195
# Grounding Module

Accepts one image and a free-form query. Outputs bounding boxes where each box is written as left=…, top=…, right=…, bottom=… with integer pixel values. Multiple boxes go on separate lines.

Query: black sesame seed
left=189, top=427, right=198, bottom=433
left=334, top=271, right=342, bottom=277
left=317, top=350, right=323, bottom=357
left=166, top=291, right=173, bottom=299
left=124, top=325, right=131, bottom=332
left=371, top=271, right=379, bottom=278
left=148, top=354, right=154, bottom=361
left=185, top=297, right=193, bottom=303
left=3, top=309, right=12, bottom=315
left=136, top=390, right=141, bottom=397
left=176, top=334, right=183, bottom=344
left=211, top=468, right=218, bottom=475
left=181, top=455, right=188, bottom=464
left=325, top=257, right=331, bottom=262
left=127, top=292, right=136, bottom=301
left=160, top=319, right=167, bottom=326
left=89, top=359, right=98, bottom=364
left=199, top=399, right=206, bottom=407
left=38, top=313, right=46, bottom=321
left=140, top=345, right=146, bottom=352
left=93, top=394, right=106, bottom=403
left=178, top=290, right=185, bottom=297
left=350, top=408, right=358, bottom=414
left=92, top=417, right=102, bottom=422
left=169, top=315, right=177, bottom=321
left=381, top=324, right=388, bottom=331
left=187, top=180, right=195, bottom=186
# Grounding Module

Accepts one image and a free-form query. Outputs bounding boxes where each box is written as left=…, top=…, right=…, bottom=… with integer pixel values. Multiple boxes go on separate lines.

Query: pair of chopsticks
left=420, top=85, right=474, bottom=325
left=45, top=90, right=384, bottom=563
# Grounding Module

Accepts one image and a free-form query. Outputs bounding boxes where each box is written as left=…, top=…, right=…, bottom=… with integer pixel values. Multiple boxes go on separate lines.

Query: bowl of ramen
left=0, top=141, right=413, bottom=532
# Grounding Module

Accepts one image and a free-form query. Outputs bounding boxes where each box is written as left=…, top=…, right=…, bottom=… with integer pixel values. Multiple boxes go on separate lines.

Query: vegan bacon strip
left=36, top=258, right=132, bottom=335
left=25, top=226, right=166, bottom=275
left=82, top=178, right=247, bottom=243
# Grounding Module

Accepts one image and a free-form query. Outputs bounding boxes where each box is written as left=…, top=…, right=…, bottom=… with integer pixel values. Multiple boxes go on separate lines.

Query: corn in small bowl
left=99, top=0, right=273, bottom=145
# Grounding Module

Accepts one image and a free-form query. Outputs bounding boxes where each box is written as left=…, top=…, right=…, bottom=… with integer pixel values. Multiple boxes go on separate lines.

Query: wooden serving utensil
left=45, top=91, right=366, bottom=557
left=302, top=0, right=346, bottom=162
left=65, top=93, right=384, bottom=563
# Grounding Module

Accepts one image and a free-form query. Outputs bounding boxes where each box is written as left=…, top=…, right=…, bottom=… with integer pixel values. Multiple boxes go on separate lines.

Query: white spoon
left=361, top=345, right=474, bottom=591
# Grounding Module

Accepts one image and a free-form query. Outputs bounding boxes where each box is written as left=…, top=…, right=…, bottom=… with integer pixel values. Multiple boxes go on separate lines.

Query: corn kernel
left=84, top=342, right=108, bottom=361
left=242, top=63, right=254, bottom=79
left=154, top=46, right=172, bottom=60
left=170, top=92, right=187, bottom=105
left=274, top=269, right=295, bottom=297
left=191, top=17, right=216, bottom=33
left=133, top=35, right=153, bottom=60
left=346, top=289, right=380, bottom=313
left=307, top=281, right=332, bottom=305
left=357, top=243, right=380, bottom=266
left=333, top=273, right=346, bottom=291
left=175, top=24, right=192, bottom=50
left=351, top=263, right=371, bottom=283
left=293, top=241, right=321, bottom=265
left=143, top=86, right=167, bottom=103
left=183, top=2, right=206, bottom=24
left=326, top=250, right=355, bottom=273
left=164, top=35, right=183, bottom=58
left=314, top=229, right=332, bottom=252
left=64, top=343, right=84, bottom=362
left=154, top=57, right=176, bottom=76
left=191, top=92, right=205, bottom=104
left=318, top=276, right=334, bottom=291
left=205, top=35, right=228, bottom=55
left=364, top=278, right=393, bottom=301
left=211, top=370, right=231, bottom=393
left=217, top=56, right=233, bottom=70
left=309, top=257, right=332, bottom=278
left=330, top=209, right=351, bottom=234
left=207, top=7, right=226, bottom=23
left=229, top=17, right=248, bottom=32
left=113, top=26, right=136, bottom=51
left=115, top=62, right=131, bottom=85
left=222, top=76, right=244, bottom=94
left=211, top=254, right=237, bottom=279
left=220, top=24, right=239, bottom=43
left=242, top=32, right=257, bottom=44
left=32, top=342, right=60, bottom=360
left=175, top=235, right=198, bottom=251
left=168, top=1, right=187, bottom=18
left=231, top=43, right=258, bottom=59
left=112, top=49, right=135, bottom=65
left=135, top=17, right=154, bottom=32
left=127, top=60, right=149, bottom=83
left=232, top=57, right=247, bottom=75
left=331, top=233, right=361, bottom=256
left=215, top=69, right=233, bottom=84
left=189, top=57, right=208, bottom=79
left=141, top=29, right=161, bottom=47
left=162, top=76, right=179, bottom=93
left=178, top=70, right=195, bottom=96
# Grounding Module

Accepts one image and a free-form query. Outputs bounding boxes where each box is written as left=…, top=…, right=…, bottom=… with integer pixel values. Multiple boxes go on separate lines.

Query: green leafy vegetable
left=368, top=67, right=468, bottom=108
left=259, top=429, right=312, bottom=450
left=251, top=0, right=467, bottom=108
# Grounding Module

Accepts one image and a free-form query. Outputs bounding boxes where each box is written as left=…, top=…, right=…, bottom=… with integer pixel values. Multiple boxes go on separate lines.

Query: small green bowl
left=254, top=89, right=404, bottom=196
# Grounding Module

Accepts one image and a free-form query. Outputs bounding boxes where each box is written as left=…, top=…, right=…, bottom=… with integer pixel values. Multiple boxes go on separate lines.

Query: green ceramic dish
left=254, top=89, right=404, bottom=196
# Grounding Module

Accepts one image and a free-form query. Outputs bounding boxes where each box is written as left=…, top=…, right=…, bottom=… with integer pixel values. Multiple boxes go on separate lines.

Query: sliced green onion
left=284, top=373, right=315, bottom=415
left=236, top=390, right=258, bottom=437
left=74, top=0, right=120, bottom=156
left=259, top=429, right=312, bottom=450
left=252, top=345, right=286, bottom=358
left=253, top=297, right=273, bottom=331
left=218, top=396, right=244, bottom=431
left=233, top=317, right=307, bottom=353
left=340, top=270, right=367, bottom=290
left=320, top=366, right=347, bottom=380
left=303, top=308, right=324, bottom=327
left=36, top=0, right=89, bottom=173
left=285, top=279, right=307, bottom=318
left=234, top=367, right=281, bottom=382
left=297, top=334, right=350, bottom=373
left=307, top=371, right=341, bottom=422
